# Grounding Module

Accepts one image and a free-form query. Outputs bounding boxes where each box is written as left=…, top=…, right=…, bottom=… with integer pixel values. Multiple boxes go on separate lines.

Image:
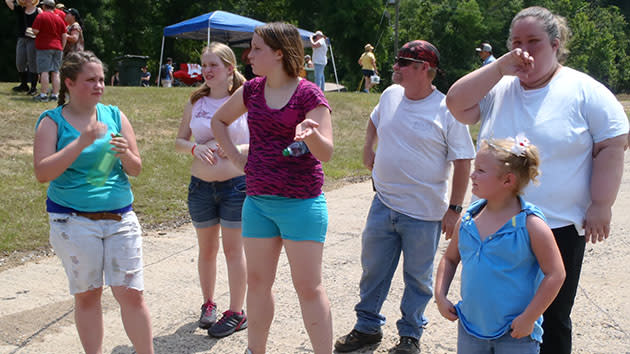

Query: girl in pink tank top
left=211, top=23, right=334, bottom=354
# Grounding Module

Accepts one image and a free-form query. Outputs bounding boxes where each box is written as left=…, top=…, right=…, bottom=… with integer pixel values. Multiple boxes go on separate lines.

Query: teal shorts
left=242, top=194, right=328, bottom=243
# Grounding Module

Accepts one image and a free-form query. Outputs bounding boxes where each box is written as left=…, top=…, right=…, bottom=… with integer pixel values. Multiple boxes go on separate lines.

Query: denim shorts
left=241, top=194, right=328, bottom=243
left=187, top=175, right=246, bottom=229
left=457, top=321, right=540, bottom=354
left=48, top=211, right=144, bottom=295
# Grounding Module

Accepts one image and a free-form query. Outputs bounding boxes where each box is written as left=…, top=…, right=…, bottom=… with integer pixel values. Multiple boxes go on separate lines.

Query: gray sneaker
left=198, top=300, right=217, bottom=329
left=33, top=94, right=49, bottom=102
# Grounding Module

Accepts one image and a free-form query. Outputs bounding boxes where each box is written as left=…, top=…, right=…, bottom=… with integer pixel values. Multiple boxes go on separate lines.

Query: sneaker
left=334, top=329, right=383, bottom=352
left=27, top=87, right=38, bottom=96
left=49, top=94, right=59, bottom=103
left=208, top=310, right=248, bottom=338
left=392, top=336, right=419, bottom=354
left=198, top=300, right=217, bottom=329
left=33, top=94, right=49, bottom=102
left=12, top=84, right=29, bottom=92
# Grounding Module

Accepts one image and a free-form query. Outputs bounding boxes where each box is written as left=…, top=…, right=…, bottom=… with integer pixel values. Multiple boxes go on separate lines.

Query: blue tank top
left=35, top=103, right=134, bottom=212
left=455, top=197, right=545, bottom=343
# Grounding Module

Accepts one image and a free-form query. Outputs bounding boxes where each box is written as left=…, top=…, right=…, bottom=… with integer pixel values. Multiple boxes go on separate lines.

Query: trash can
left=114, top=55, right=149, bottom=86
left=305, top=67, right=315, bottom=82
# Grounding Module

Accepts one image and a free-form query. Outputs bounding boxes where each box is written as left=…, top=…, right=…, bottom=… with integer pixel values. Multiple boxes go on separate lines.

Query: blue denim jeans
left=314, top=63, right=325, bottom=91
left=354, top=195, right=441, bottom=339
left=457, top=321, right=540, bottom=354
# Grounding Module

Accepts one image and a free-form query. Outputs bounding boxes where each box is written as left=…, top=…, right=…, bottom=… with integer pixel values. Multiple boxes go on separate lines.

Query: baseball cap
left=65, top=8, right=80, bottom=18
left=397, top=40, right=440, bottom=68
left=314, top=30, right=324, bottom=37
left=475, top=43, right=492, bottom=52
left=41, top=0, right=55, bottom=7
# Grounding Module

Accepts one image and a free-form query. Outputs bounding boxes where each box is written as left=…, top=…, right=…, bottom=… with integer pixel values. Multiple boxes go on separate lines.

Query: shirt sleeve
left=300, top=81, right=331, bottom=114
left=444, top=102, right=476, bottom=161
left=583, top=80, right=629, bottom=143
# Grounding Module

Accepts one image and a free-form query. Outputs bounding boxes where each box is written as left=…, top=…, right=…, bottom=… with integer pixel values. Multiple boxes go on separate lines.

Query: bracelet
left=191, top=144, right=197, bottom=156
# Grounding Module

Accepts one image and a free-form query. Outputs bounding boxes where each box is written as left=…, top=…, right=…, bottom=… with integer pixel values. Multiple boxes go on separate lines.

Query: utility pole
left=394, top=0, right=399, bottom=52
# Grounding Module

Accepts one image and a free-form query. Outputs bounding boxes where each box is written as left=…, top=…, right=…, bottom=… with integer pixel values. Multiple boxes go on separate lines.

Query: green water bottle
left=87, top=133, right=121, bottom=186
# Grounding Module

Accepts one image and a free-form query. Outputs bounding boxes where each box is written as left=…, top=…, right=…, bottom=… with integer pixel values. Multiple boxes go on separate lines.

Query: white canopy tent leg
left=329, top=43, right=340, bottom=92
left=157, top=36, right=165, bottom=87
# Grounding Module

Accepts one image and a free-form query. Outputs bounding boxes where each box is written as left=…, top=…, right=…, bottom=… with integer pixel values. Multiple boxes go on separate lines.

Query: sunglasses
left=395, top=57, right=425, bottom=67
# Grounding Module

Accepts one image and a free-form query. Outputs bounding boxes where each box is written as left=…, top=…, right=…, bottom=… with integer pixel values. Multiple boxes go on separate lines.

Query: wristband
left=191, top=144, right=197, bottom=156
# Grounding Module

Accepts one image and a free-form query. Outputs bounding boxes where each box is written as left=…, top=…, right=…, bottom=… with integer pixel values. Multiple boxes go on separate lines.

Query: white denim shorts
left=48, top=211, right=144, bottom=295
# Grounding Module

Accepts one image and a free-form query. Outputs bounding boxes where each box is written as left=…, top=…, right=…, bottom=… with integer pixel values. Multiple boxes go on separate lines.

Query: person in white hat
left=475, top=42, right=496, bottom=66
left=309, top=30, right=327, bottom=91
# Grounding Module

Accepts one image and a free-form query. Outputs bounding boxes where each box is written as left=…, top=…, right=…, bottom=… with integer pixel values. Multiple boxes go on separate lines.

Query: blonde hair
left=57, top=51, right=103, bottom=106
left=254, top=22, right=304, bottom=78
left=508, top=6, right=572, bottom=64
left=190, top=42, right=246, bottom=105
left=480, top=137, right=541, bottom=195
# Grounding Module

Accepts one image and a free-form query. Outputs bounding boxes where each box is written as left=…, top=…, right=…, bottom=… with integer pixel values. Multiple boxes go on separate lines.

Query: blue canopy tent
left=158, top=10, right=340, bottom=90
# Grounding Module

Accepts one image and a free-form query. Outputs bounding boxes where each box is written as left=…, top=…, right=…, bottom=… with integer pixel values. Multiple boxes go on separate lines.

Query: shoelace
left=203, top=301, right=216, bottom=316
left=216, top=310, right=240, bottom=325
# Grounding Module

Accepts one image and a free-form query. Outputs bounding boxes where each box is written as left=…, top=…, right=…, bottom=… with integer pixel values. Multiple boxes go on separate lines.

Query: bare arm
left=584, top=134, right=627, bottom=243
left=362, top=119, right=377, bottom=171
left=295, top=105, right=333, bottom=162
left=211, top=86, right=248, bottom=170
left=114, top=111, right=142, bottom=176
left=442, top=159, right=471, bottom=239
left=446, top=49, right=535, bottom=125
left=310, top=37, right=322, bottom=48
left=66, top=26, right=79, bottom=44
left=510, top=216, right=565, bottom=338
left=34, top=116, right=106, bottom=183
left=6, top=0, right=14, bottom=10
left=435, top=222, right=462, bottom=322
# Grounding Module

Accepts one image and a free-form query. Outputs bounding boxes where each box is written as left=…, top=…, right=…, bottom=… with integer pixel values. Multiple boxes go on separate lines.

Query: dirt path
left=1, top=155, right=630, bottom=354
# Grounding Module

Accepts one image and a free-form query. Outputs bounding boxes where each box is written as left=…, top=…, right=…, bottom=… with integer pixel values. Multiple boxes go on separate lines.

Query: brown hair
left=254, top=22, right=304, bottom=78
left=57, top=51, right=103, bottom=106
left=480, top=137, right=541, bottom=195
left=190, top=42, right=246, bottom=105
left=508, top=6, right=572, bottom=64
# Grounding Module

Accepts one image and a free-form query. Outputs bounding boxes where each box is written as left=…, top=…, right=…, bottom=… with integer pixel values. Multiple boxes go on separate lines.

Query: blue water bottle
left=87, top=133, right=121, bottom=186
left=282, top=141, right=310, bottom=157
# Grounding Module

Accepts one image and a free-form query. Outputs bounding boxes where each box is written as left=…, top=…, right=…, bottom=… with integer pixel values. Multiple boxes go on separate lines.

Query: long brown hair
left=190, top=42, right=246, bottom=105
left=57, top=51, right=103, bottom=106
left=254, top=22, right=304, bottom=78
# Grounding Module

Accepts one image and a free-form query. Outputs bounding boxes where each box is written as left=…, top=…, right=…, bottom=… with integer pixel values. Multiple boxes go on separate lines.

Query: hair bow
left=507, top=133, right=530, bottom=157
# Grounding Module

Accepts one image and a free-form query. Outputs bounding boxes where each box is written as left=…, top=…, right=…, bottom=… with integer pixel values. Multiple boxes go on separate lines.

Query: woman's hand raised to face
left=496, top=48, right=535, bottom=81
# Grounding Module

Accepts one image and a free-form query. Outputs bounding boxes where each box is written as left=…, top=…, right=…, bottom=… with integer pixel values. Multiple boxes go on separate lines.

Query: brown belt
left=75, top=212, right=122, bottom=221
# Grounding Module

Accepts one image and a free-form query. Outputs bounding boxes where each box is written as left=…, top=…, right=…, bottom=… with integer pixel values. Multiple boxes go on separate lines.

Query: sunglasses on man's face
left=395, top=57, right=425, bottom=67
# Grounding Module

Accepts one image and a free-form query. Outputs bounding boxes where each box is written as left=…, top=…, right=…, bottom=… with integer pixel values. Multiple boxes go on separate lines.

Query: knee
left=247, top=270, right=274, bottom=293
left=293, top=279, right=324, bottom=302
left=112, top=287, right=146, bottom=308
left=74, top=288, right=102, bottom=308
left=223, top=245, right=245, bottom=264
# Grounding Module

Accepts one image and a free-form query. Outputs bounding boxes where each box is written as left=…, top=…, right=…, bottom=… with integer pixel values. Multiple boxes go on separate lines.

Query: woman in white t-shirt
left=446, top=6, right=628, bottom=354
left=174, top=42, right=249, bottom=338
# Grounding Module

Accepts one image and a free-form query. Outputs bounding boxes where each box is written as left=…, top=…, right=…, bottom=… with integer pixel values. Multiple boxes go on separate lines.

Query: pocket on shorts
left=232, top=176, right=247, bottom=193
left=188, top=177, right=201, bottom=194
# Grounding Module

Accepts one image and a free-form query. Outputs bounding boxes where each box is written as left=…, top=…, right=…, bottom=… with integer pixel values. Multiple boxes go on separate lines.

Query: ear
left=503, top=172, right=518, bottom=190
left=551, top=38, right=560, bottom=51
left=64, top=77, right=75, bottom=89
left=274, top=48, right=284, bottom=62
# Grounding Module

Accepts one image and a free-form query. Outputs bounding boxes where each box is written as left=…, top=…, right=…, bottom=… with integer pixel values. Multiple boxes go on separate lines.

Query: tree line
left=3, top=0, right=630, bottom=93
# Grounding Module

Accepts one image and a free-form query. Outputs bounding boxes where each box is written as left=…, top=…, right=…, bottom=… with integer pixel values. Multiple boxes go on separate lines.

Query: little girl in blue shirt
left=435, top=135, right=565, bottom=353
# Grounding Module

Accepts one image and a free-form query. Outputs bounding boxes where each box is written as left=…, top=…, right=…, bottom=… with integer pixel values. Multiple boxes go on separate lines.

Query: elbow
left=35, top=173, right=50, bottom=184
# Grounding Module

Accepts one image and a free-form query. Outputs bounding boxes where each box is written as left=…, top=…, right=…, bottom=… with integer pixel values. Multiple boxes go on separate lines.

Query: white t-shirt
left=312, top=38, right=328, bottom=65
left=372, top=85, right=476, bottom=221
left=479, top=67, right=629, bottom=234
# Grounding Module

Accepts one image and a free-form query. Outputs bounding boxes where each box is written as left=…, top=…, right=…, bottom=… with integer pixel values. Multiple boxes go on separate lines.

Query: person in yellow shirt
left=358, top=43, right=378, bottom=92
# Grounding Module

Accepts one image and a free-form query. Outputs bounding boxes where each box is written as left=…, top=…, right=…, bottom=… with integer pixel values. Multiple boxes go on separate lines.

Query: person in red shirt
left=31, top=0, right=66, bottom=102
left=54, top=2, right=65, bottom=20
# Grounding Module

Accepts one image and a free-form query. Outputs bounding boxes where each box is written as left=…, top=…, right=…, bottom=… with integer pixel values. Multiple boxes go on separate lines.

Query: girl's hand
left=510, top=314, right=535, bottom=338
left=192, top=143, right=218, bottom=165
left=109, top=133, right=130, bottom=157
left=435, top=297, right=458, bottom=321
left=496, top=48, right=535, bottom=81
left=295, top=118, right=320, bottom=141
left=215, top=143, right=227, bottom=159
left=78, top=121, right=107, bottom=148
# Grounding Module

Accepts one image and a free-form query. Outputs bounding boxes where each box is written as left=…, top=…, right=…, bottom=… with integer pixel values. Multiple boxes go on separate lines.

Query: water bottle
left=282, top=141, right=310, bottom=157
left=87, top=133, right=121, bottom=186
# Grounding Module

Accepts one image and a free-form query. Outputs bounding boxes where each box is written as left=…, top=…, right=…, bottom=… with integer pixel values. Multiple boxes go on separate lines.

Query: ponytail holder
left=507, top=133, right=530, bottom=157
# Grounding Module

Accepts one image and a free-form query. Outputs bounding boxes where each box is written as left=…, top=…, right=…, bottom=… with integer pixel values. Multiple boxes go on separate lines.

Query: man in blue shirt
left=475, top=42, right=496, bottom=66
